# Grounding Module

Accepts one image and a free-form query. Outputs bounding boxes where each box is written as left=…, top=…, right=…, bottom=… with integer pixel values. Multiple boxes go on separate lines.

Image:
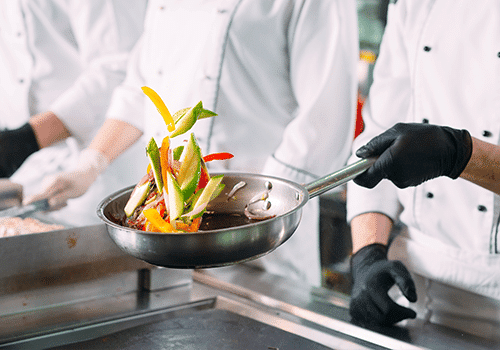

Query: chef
left=346, top=0, right=500, bottom=338
left=0, top=0, right=147, bottom=226
left=28, top=0, right=359, bottom=286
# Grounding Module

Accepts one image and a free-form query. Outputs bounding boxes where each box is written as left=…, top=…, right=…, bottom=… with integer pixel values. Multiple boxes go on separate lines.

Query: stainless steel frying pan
left=97, top=158, right=375, bottom=269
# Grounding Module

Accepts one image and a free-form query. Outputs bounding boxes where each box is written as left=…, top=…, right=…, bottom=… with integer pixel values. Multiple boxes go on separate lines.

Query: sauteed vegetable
left=124, top=87, right=233, bottom=233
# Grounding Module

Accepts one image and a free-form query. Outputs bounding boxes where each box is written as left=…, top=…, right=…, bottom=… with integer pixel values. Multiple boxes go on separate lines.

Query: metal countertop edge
left=193, top=270, right=429, bottom=350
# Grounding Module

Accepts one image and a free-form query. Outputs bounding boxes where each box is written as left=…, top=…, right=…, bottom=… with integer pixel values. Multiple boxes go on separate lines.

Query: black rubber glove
left=0, top=123, right=40, bottom=178
left=354, top=123, right=473, bottom=188
left=349, top=243, right=417, bottom=327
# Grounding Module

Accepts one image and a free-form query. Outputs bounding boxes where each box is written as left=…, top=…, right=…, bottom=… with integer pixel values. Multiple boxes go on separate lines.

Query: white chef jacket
left=106, top=0, right=359, bottom=286
left=347, top=0, right=500, bottom=301
left=1, top=0, right=147, bottom=226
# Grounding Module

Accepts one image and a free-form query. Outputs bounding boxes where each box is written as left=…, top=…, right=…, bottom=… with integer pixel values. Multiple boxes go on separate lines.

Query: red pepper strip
left=156, top=200, right=166, bottom=218
left=203, top=152, right=234, bottom=162
left=196, top=164, right=210, bottom=191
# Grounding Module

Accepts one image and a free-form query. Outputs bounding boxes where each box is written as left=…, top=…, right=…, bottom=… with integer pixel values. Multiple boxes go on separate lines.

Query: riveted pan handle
left=305, top=158, right=376, bottom=199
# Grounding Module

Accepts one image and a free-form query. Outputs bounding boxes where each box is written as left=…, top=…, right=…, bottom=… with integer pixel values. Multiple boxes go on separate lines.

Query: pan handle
left=304, top=158, right=376, bottom=199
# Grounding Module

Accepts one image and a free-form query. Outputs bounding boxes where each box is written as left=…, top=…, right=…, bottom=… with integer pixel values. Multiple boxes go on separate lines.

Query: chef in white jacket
left=1, top=0, right=147, bottom=226
left=346, top=0, right=500, bottom=338
left=30, top=0, right=359, bottom=286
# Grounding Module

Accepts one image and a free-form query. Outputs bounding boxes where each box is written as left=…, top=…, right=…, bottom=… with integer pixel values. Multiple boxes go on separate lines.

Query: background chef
left=28, top=0, right=359, bottom=287
left=0, top=0, right=148, bottom=226
left=346, top=0, right=500, bottom=339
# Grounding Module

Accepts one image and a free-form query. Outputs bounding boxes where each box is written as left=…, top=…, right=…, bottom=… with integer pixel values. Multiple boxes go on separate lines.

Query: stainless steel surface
left=0, top=224, right=191, bottom=317
left=0, top=224, right=135, bottom=279
left=97, top=159, right=374, bottom=269
left=197, top=267, right=500, bottom=350
left=306, top=158, right=376, bottom=198
left=1, top=264, right=496, bottom=350
left=13, top=297, right=373, bottom=350
left=194, top=271, right=423, bottom=350
left=0, top=198, right=49, bottom=218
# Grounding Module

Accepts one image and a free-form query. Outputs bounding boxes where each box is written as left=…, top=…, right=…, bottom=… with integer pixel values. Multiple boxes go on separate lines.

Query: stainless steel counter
left=200, top=266, right=500, bottom=350
left=0, top=224, right=498, bottom=349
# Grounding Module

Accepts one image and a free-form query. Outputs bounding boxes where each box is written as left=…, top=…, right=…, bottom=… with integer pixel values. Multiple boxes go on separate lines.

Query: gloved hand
left=0, top=123, right=40, bottom=178
left=349, top=243, right=417, bottom=327
left=354, top=123, right=473, bottom=188
left=24, top=148, right=109, bottom=209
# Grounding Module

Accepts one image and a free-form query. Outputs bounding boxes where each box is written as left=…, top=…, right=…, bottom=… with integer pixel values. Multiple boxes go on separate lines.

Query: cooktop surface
left=53, top=308, right=332, bottom=350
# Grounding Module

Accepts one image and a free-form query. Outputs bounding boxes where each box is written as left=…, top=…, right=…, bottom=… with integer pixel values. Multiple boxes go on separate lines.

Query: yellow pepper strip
left=141, top=86, right=175, bottom=132
left=143, top=208, right=176, bottom=232
left=160, top=136, right=170, bottom=194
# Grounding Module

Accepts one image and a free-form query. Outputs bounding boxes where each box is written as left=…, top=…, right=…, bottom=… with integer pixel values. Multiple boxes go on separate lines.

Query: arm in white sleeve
left=25, top=119, right=142, bottom=208
left=263, top=0, right=358, bottom=182
left=347, top=1, right=412, bottom=224
left=35, top=31, right=151, bottom=207
left=49, top=0, right=147, bottom=145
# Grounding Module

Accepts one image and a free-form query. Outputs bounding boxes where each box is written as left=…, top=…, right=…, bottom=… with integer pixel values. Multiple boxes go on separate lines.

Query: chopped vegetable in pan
left=124, top=87, right=233, bottom=233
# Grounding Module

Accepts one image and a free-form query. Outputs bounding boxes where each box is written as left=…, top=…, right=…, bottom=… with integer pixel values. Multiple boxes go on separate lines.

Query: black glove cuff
left=0, top=123, right=40, bottom=177
left=444, top=127, right=473, bottom=179
left=350, top=243, right=388, bottom=281
left=17, top=122, right=40, bottom=154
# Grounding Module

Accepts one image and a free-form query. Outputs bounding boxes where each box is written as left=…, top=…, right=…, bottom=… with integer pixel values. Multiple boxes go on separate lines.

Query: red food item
left=196, top=163, right=210, bottom=191
left=203, top=152, right=234, bottom=162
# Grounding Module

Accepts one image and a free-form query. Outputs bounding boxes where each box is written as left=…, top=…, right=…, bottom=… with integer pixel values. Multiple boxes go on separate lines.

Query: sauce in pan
left=199, top=212, right=257, bottom=231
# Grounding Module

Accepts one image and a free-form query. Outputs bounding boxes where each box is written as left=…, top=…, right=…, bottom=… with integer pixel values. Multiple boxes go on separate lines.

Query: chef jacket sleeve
left=103, top=35, right=147, bottom=132
left=263, top=0, right=358, bottom=182
left=49, top=0, right=147, bottom=145
left=346, top=1, right=411, bottom=223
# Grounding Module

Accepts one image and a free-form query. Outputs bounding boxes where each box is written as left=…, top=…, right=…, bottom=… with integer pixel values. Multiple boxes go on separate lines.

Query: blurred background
left=320, top=0, right=393, bottom=293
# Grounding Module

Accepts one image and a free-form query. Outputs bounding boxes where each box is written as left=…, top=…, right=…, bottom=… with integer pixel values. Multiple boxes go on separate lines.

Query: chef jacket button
left=159, top=6, right=164, bottom=10
left=426, top=192, right=434, bottom=198
left=218, top=9, right=228, bottom=14
left=478, top=205, right=487, bottom=212
left=482, top=130, right=493, bottom=137
left=423, top=46, right=432, bottom=52
left=422, top=118, right=429, bottom=124
left=18, top=78, right=24, bottom=84
left=497, top=52, right=500, bottom=58
left=158, top=69, right=163, bottom=76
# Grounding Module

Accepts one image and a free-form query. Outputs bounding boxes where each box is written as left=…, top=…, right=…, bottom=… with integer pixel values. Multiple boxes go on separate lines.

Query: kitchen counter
left=200, top=265, right=500, bottom=350
left=1, top=267, right=498, bottom=349
left=0, top=224, right=498, bottom=349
